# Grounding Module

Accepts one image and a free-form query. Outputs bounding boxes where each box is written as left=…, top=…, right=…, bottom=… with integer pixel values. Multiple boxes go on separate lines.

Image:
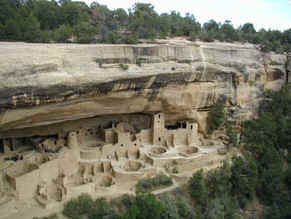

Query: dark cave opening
left=0, top=140, right=3, bottom=153
left=166, top=122, right=187, bottom=130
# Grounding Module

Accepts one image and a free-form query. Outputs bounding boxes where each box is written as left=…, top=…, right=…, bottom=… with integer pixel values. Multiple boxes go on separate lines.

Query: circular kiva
left=151, top=147, right=167, bottom=154
left=99, top=176, right=114, bottom=187
left=122, top=160, right=143, bottom=172
left=184, top=146, right=199, bottom=154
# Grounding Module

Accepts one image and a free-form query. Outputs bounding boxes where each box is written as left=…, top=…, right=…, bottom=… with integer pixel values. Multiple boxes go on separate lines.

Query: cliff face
left=0, top=40, right=287, bottom=137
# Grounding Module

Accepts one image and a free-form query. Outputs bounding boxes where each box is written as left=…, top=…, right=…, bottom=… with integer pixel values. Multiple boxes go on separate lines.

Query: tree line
left=188, top=86, right=291, bottom=218
left=0, top=0, right=290, bottom=52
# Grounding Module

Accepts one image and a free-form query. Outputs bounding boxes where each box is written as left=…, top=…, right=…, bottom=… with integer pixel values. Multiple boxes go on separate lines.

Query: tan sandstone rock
left=0, top=39, right=287, bottom=137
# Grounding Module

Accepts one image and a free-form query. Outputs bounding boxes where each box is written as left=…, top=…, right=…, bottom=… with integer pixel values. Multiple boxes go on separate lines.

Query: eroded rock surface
left=0, top=40, right=287, bottom=136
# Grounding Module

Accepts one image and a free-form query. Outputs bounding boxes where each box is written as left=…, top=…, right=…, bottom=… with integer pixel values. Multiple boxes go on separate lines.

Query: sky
left=79, top=0, right=291, bottom=31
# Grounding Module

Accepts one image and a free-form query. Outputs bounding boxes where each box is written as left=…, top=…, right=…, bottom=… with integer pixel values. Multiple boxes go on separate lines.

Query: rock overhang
left=0, top=39, right=287, bottom=137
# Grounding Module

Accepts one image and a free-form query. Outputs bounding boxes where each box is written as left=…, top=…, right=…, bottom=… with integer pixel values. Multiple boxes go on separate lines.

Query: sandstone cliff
left=0, top=40, right=288, bottom=138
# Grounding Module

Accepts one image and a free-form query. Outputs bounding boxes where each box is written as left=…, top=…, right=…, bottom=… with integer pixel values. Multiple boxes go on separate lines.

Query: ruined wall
left=15, top=169, right=39, bottom=200
left=117, top=132, right=132, bottom=147
left=104, top=129, right=117, bottom=144
left=136, top=129, right=152, bottom=144
left=67, top=183, right=95, bottom=200
left=102, top=144, right=115, bottom=160
left=39, top=159, right=59, bottom=182
left=57, top=151, right=79, bottom=176
left=153, top=113, right=165, bottom=145
left=186, top=122, right=200, bottom=145
left=5, top=150, right=78, bottom=201
left=173, top=130, right=188, bottom=146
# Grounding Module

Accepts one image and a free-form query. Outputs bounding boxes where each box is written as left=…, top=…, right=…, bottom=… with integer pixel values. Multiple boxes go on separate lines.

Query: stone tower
left=152, top=112, right=165, bottom=145
left=67, top=131, right=80, bottom=160
left=186, top=121, right=199, bottom=145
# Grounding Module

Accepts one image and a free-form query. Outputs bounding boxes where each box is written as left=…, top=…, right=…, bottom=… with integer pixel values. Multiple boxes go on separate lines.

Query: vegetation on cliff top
left=0, top=0, right=290, bottom=53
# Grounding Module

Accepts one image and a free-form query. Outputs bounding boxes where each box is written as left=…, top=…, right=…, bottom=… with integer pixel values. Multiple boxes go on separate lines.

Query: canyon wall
left=0, top=40, right=287, bottom=138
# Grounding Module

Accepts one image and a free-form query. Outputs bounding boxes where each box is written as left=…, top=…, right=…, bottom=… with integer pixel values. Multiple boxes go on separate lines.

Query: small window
left=191, top=125, right=193, bottom=130
left=158, top=137, right=161, bottom=142
left=158, top=114, right=161, bottom=119
left=121, top=144, right=124, bottom=147
left=134, top=143, right=137, bottom=146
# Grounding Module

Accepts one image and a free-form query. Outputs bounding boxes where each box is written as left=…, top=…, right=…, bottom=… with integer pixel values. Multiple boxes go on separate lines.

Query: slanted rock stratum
left=0, top=40, right=287, bottom=136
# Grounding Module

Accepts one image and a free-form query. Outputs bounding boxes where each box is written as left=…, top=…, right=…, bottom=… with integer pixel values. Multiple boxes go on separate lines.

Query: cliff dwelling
left=0, top=38, right=288, bottom=218
left=0, top=111, right=227, bottom=210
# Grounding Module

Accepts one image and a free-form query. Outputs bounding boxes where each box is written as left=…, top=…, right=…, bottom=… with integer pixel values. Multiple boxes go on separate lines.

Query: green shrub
left=159, top=195, right=180, bottom=219
left=134, top=193, right=165, bottom=219
left=199, top=31, right=215, bottom=42
left=122, top=34, right=138, bottom=44
left=40, top=30, right=53, bottom=43
left=189, top=32, right=197, bottom=41
left=226, top=124, right=239, bottom=147
left=121, top=194, right=136, bottom=208
left=88, top=198, right=117, bottom=219
left=285, top=165, right=291, bottom=191
left=53, top=24, right=72, bottom=43
left=230, top=156, right=258, bottom=208
left=136, top=174, right=173, bottom=193
left=241, top=87, right=291, bottom=210
left=189, top=164, right=247, bottom=217
left=172, top=166, right=179, bottom=174
left=265, top=202, right=291, bottom=219
left=175, top=197, right=195, bottom=218
left=136, top=59, right=142, bottom=67
left=119, top=63, right=129, bottom=70
left=93, top=58, right=104, bottom=68
left=207, top=102, right=226, bottom=134
left=203, top=196, right=241, bottom=219
left=63, top=194, right=118, bottom=219
left=73, top=22, right=96, bottom=43
left=189, top=170, right=207, bottom=206
left=120, top=194, right=166, bottom=219
left=205, top=162, right=232, bottom=198
left=63, top=194, right=94, bottom=219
